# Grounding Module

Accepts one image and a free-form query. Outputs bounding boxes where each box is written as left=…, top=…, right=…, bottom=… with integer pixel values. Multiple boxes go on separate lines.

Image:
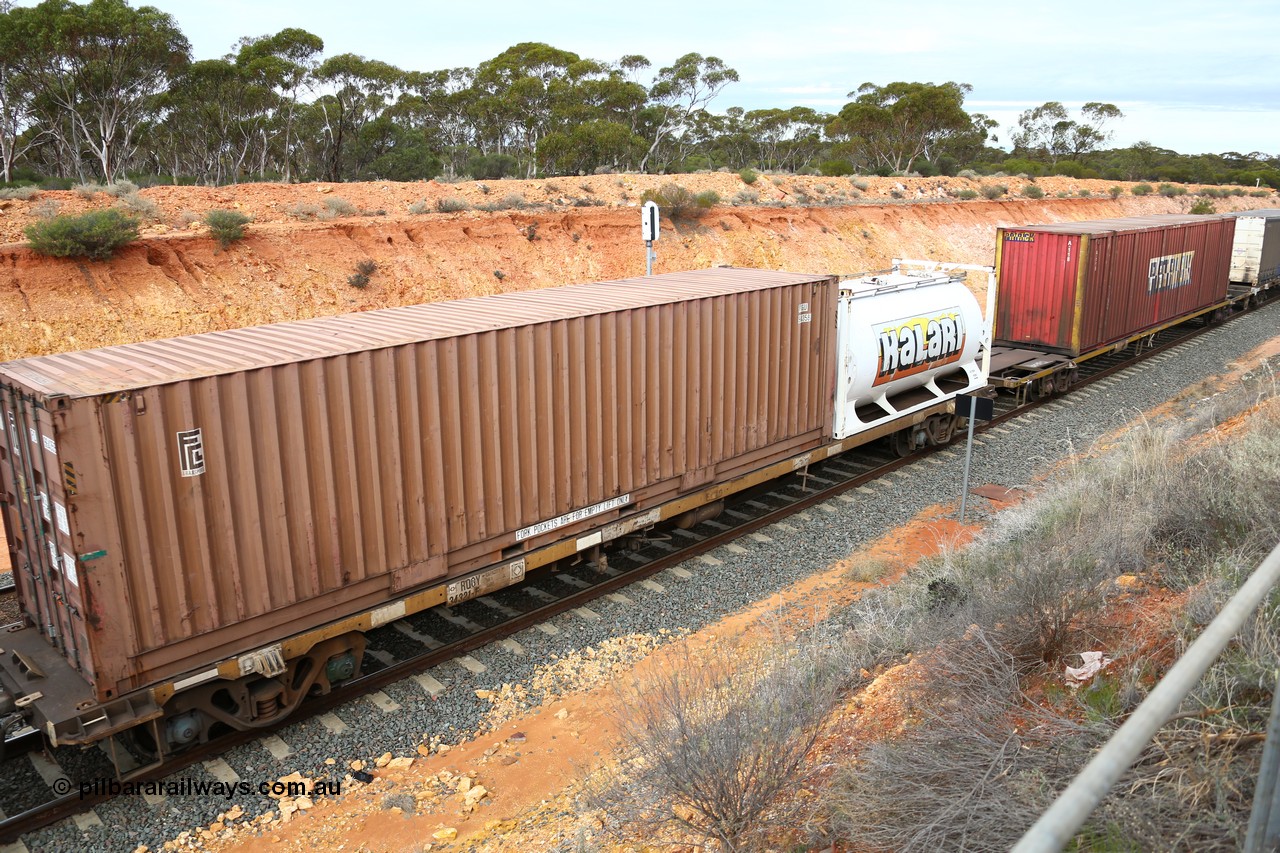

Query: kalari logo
left=875, top=310, right=966, bottom=386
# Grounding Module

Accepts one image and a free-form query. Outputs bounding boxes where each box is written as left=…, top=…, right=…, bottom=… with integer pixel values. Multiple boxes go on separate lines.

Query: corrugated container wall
left=1228, top=209, right=1280, bottom=286
left=994, top=214, right=1235, bottom=356
left=0, top=268, right=837, bottom=701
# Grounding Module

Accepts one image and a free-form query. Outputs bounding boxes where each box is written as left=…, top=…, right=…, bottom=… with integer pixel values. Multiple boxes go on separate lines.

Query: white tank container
left=833, top=271, right=987, bottom=440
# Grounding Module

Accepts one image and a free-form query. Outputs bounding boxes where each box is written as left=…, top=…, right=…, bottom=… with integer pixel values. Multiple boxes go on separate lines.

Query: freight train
left=0, top=208, right=1275, bottom=773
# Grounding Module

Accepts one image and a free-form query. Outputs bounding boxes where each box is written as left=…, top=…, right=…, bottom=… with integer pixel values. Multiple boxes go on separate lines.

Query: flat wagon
left=993, top=214, right=1236, bottom=357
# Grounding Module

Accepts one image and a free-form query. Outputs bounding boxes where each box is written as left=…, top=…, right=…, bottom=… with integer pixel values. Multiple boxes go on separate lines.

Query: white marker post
left=641, top=200, right=659, bottom=276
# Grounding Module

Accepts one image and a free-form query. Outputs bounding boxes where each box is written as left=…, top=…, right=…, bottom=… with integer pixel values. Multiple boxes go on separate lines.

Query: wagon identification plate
left=874, top=308, right=966, bottom=386
left=515, top=494, right=632, bottom=541
left=448, top=559, right=526, bottom=605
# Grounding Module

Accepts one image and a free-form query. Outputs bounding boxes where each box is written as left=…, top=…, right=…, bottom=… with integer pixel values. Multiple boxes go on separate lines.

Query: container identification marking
left=63, top=552, right=77, bottom=587
left=55, top=501, right=69, bottom=536
left=176, top=428, right=205, bottom=477
left=1004, top=231, right=1036, bottom=243
left=1148, top=251, right=1195, bottom=293
left=515, top=494, right=631, bottom=541
left=875, top=308, right=966, bottom=386
left=42, top=435, right=57, bottom=456
left=448, top=559, right=527, bottom=605
left=797, top=302, right=812, bottom=324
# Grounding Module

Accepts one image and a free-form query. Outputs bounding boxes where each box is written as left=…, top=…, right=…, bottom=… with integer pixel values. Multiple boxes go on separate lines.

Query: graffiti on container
left=1148, top=251, right=1195, bottom=293
left=176, top=428, right=206, bottom=477
left=1004, top=231, right=1036, bottom=243
left=875, top=309, right=966, bottom=386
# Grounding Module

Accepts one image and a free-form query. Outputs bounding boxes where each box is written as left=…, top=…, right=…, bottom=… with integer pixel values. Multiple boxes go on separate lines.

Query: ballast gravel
left=14, top=300, right=1280, bottom=853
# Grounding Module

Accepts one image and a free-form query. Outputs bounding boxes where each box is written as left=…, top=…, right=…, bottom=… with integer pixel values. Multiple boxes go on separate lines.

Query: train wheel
left=1030, top=375, right=1055, bottom=400
left=1053, top=368, right=1075, bottom=394
left=892, top=428, right=915, bottom=457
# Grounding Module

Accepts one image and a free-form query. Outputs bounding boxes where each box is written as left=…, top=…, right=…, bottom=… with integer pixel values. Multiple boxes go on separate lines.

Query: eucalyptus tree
left=0, top=3, right=45, bottom=182
left=1011, top=101, right=1123, bottom=165
left=235, top=28, right=323, bottom=181
left=311, top=53, right=404, bottom=181
left=11, top=0, right=189, bottom=181
left=826, top=81, right=974, bottom=174
left=639, top=53, right=738, bottom=172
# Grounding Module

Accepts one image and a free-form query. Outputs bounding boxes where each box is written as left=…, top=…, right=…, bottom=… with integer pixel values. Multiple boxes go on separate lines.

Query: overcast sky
left=58, top=0, right=1280, bottom=156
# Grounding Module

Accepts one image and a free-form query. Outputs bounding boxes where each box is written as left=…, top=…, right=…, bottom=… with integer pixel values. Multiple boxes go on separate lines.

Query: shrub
left=0, top=186, right=39, bottom=200
left=1056, top=191, right=1071, bottom=198
left=500, top=193, right=527, bottom=210
left=1158, top=183, right=1187, bottom=197
left=324, top=196, right=358, bottom=216
left=1078, top=189, right=1092, bottom=197
left=524, top=223, right=538, bottom=241
left=1021, top=184, right=1045, bottom=199
left=204, top=209, right=250, bottom=248
left=1109, top=186, right=1124, bottom=198
left=407, top=200, right=429, bottom=215
left=25, top=209, right=139, bottom=260
left=118, top=192, right=157, bottom=218
left=434, top=197, right=469, bottom=213
left=694, top=190, right=720, bottom=208
left=732, top=189, right=759, bottom=205
left=1189, top=199, right=1216, bottom=215
left=738, top=168, right=758, bottom=185
left=640, top=183, right=703, bottom=219
left=347, top=259, right=376, bottom=289
left=31, top=199, right=61, bottom=219
left=73, top=182, right=102, bottom=199
left=1131, top=183, right=1154, bottom=196
left=587, top=632, right=847, bottom=851
left=981, top=184, right=1007, bottom=199
left=1229, top=187, right=1246, bottom=197
left=953, top=188, right=979, bottom=200
left=851, top=177, right=870, bottom=191
left=493, top=269, right=505, bottom=280
left=103, top=179, right=138, bottom=197
left=286, top=203, right=321, bottom=220
left=956, top=169, right=979, bottom=180
left=1251, top=189, right=1272, bottom=197
left=465, top=152, right=518, bottom=180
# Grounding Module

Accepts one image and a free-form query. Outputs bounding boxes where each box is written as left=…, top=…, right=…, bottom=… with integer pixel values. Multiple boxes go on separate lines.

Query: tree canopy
left=0, top=0, right=1273, bottom=188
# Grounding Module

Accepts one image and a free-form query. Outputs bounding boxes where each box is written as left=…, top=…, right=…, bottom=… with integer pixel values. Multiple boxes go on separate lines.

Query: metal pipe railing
left=1012, top=540, right=1280, bottom=852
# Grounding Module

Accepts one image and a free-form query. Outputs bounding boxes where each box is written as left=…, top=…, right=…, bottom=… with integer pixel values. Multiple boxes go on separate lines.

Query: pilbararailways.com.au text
left=53, top=777, right=341, bottom=800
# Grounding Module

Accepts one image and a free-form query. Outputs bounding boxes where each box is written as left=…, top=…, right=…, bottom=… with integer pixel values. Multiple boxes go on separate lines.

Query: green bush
left=1189, top=199, right=1216, bottom=215
left=0, top=186, right=39, bottom=200
left=957, top=169, right=980, bottom=180
left=1251, top=189, right=1272, bottom=197
left=694, top=190, right=720, bottom=208
left=1131, top=183, right=1154, bottom=196
left=1021, top=184, right=1045, bottom=199
left=953, top=188, right=979, bottom=200
left=732, top=189, right=759, bottom=205
left=204, top=209, right=250, bottom=248
left=819, top=159, right=855, bottom=177
left=118, top=192, right=157, bottom=218
left=641, top=183, right=704, bottom=219
left=25, top=209, right=140, bottom=260
left=103, top=179, right=138, bottom=198
left=1109, top=186, right=1124, bottom=198
left=738, top=168, right=758, bottom=185
left=1078, top=189, right=1092, bottom=197
left=323, top=196, right=358, bottom=216
left=1158, top=183, right=1187, bottom=197
left=981, top=184, right=1007, bottom=200
left=434, top=197, right=469, bottom=213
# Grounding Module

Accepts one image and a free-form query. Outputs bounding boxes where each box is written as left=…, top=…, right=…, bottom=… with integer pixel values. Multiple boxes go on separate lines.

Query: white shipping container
left=1229, top=209, right=1280, bottom=286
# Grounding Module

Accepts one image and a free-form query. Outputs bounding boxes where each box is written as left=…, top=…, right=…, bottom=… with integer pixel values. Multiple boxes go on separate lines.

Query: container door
left=0, top=386, right=88, bottom=674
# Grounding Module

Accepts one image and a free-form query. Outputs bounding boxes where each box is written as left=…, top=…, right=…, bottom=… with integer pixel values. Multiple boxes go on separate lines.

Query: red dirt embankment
left=1, top=173, right=1273, bottom=360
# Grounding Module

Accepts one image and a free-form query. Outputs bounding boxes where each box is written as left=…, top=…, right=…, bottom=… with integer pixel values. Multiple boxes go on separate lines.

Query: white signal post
left=642, top=201, right=659, bottom=276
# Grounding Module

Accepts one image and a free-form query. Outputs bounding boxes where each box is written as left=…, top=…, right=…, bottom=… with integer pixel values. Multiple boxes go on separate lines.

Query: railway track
left=0, top=297, right=1272, bottom=847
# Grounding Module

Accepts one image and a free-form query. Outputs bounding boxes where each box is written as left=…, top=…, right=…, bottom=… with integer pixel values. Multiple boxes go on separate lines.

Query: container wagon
left=1228, top=209, right=1280, bottom=289
left=0, top=266, right=987, bottom=768
left=993, top=213, right=1236, bottom=357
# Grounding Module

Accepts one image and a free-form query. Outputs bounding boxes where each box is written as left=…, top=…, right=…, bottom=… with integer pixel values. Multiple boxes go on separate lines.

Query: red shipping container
left=994, top=214, right=1236, bottom=356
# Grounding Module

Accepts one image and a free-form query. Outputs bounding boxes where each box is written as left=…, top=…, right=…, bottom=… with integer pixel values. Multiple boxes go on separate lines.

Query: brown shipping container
left=994, top=214, right=1235, bottom=356
left=0, top=268, right=836, bottom=701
